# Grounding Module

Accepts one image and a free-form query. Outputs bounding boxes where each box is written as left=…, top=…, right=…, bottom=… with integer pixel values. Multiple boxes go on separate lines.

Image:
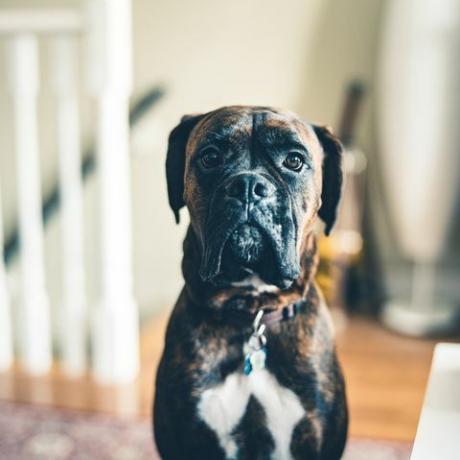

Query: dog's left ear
left=313, top=125, right=344, bottom=236
left=166, top=114, right=205, bottom=223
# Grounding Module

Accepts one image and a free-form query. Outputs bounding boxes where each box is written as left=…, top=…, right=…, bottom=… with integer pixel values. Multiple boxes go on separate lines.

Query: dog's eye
left=283, top=152, right=305, bottom=172
left=200, top=148, right=223, bottom=169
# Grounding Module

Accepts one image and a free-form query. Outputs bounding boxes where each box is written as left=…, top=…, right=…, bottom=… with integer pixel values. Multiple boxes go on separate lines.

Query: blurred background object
left=376, top=0, right=460, bottom=336
left=0, top=0, right=459, bottom=457
left=316, top=81, right=368, bottom=329
left=0, top=0, right=148, bottom=384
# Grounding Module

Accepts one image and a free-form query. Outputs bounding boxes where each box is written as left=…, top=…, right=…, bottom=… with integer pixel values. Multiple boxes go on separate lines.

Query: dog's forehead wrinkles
left=189, top=110, right=252, bottom=152
left=189, top=106, right=314, bottom=154
left=253, top=112, right=306, bottom=149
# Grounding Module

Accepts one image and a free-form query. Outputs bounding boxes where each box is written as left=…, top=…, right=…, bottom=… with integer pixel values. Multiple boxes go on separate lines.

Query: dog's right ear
left=312, top=125, right=344, bottom=236
left=166, top=114, right=205, bottom=223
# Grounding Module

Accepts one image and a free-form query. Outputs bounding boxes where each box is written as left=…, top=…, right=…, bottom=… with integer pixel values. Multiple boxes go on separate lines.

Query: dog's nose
left=225, top=174, right=275, bottom=203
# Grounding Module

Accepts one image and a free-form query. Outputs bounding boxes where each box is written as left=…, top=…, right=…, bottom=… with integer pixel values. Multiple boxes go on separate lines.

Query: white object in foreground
left=411, top=343, right=460, bottom=460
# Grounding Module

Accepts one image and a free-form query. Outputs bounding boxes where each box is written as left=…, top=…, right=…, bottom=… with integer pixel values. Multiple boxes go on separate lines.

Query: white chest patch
left=197, top=369, right=304, bottom=460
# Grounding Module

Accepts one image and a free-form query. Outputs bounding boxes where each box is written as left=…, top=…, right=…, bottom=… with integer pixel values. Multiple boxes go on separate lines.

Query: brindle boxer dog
left=154, top=106, right=348, bottom=460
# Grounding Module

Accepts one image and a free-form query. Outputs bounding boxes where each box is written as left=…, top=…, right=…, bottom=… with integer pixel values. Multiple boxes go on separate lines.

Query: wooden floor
left=0, top=311, right=444, bottom=442
left=334, top=314, right=436, bottom=441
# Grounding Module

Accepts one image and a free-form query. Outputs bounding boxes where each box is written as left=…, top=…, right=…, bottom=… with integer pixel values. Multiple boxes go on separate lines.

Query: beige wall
left=0, top=0, right=384, bottom=316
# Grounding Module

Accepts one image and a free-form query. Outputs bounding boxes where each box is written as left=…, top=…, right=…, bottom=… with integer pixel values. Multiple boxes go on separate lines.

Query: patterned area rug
left=0, top=401, right=412, bottom=459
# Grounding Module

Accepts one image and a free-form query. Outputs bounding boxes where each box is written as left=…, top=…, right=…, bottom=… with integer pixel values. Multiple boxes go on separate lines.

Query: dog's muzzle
left=199, top=172, right=300, bottom=289
left=224, top=173, right=276, bottom=205
left=223, top=173, right=275, bottom=265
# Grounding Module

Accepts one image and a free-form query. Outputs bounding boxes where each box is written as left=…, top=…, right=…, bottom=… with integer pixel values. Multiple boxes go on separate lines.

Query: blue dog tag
left=244, top=355, right=253, bottom=375
left=244, top=346, right=267, bottom=375
left=243, top=310, right=268, bottom=375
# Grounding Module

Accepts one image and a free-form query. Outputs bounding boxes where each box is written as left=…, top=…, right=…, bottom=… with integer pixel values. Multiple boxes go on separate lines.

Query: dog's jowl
left=154, top=106, right=348, bottom=460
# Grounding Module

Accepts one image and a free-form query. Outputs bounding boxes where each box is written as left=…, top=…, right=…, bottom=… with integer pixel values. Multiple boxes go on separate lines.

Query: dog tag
left=243, top=355, right=253, bottom=375
left=249, top=347, right=267, bottom=370
left=243, top=310, right=267, bottom=375
left=244, top=346, right=267, bottom=375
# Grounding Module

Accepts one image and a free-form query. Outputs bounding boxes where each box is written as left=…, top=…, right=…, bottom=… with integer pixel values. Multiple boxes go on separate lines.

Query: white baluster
left=86, top=0, right=139, bottom=383
left=6, top=34, right=51, bottom=375
left=51, top=36, right=86, bottom=376
left=0, top=185, right=13, bottom=372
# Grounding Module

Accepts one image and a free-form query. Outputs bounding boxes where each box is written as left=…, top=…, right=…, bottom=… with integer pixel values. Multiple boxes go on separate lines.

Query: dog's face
left=166, top=106, right=343, bottom=289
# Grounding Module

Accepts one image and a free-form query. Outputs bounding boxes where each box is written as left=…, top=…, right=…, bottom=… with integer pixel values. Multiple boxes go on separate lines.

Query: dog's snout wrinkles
left=225, top=174, right=275, bottom=203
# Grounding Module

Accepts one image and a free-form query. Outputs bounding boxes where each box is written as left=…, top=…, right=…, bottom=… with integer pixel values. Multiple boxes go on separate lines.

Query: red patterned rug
left=0, top=401, right=412, bottom=459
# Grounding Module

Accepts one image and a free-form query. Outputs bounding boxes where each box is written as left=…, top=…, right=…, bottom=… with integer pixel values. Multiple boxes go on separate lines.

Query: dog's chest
left=197, top=368, right=304, bottom=460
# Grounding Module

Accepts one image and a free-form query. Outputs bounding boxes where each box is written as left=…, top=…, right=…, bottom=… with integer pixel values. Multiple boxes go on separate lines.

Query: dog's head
left=166, top=106, right=343, bottom=289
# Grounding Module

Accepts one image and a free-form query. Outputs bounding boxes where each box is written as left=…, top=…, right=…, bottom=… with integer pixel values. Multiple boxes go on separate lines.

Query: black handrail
left=3, top=85, right=165, bottom=265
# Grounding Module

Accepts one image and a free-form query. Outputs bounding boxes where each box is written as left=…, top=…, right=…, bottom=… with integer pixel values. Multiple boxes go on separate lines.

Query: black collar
left=219, top=295, right=307, bottom=327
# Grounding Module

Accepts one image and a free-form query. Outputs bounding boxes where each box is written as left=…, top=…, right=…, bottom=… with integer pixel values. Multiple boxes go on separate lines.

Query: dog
left=154, top=106, right=348, bottom=460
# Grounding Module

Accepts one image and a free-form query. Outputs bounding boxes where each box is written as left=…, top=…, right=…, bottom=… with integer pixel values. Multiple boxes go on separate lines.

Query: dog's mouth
left=226, top=224, right=265, bottom=266
left=198, top=186, right=301, bottom=289
left=201, top=221, right=297, bottom=289
left=215, top=223, right=272, bottom=285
